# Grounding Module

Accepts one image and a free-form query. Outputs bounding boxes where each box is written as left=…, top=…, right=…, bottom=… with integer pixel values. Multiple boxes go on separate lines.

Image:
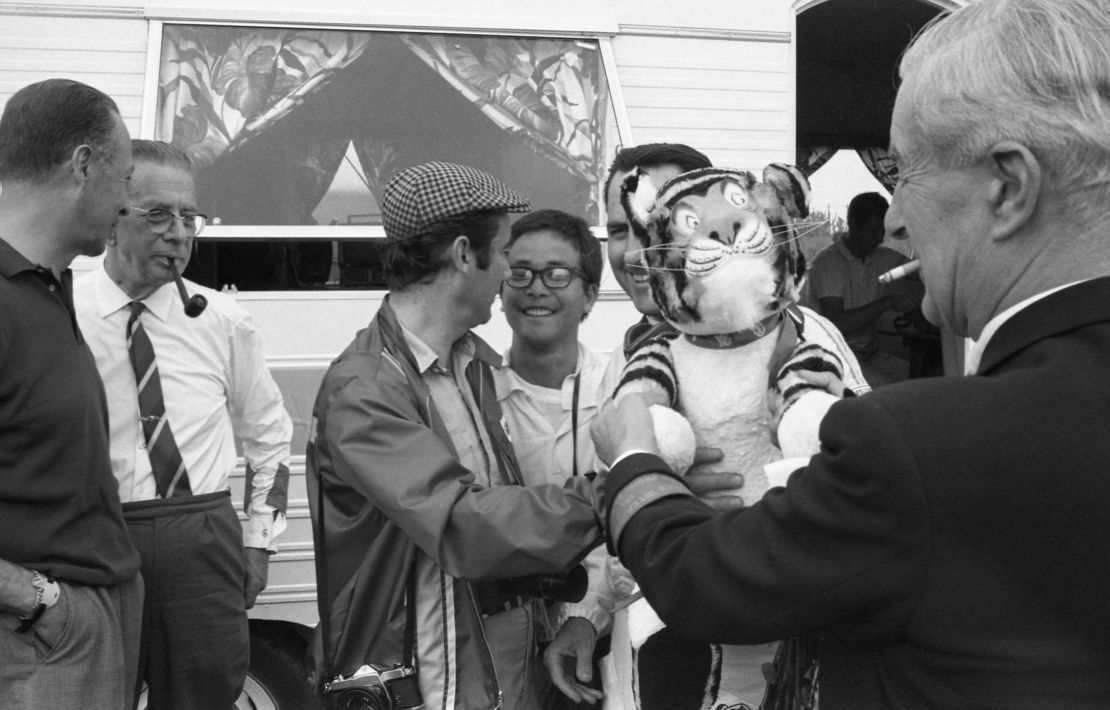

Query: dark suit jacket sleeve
left=611, top=395, right=931, bottom=645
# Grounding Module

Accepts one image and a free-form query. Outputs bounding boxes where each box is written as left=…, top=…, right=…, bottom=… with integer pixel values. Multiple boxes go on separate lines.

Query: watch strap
left=15, top=571, right=58, bottom=634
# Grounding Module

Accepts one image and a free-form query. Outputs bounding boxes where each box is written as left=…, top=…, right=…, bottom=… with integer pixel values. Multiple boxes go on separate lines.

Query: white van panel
left=612, top=32, right=795, bottom=170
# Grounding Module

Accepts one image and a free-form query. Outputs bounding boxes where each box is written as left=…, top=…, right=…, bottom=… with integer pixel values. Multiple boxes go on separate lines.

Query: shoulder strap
left=464, top=358, right=524, bottom=486
left=767, top=305, right=805, bottom=387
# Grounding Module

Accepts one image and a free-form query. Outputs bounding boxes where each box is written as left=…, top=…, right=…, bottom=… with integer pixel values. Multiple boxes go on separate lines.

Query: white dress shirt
left=494, top=342, right=616, bottom=631
left=74, top=268, right=292, bottom=550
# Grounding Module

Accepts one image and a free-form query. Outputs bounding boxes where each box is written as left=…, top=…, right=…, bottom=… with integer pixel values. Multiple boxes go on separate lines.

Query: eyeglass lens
left=145, top=210, right=206, bottom=234
left=506, top=267, right=576, bottom=289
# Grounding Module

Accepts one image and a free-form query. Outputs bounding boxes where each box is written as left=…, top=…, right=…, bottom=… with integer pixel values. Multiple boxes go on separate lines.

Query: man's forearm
left=827, top=298, right=890, bottom=335
left=603, top=452, right=695, bottom=554
left=0, top=557, right=37, bottom=616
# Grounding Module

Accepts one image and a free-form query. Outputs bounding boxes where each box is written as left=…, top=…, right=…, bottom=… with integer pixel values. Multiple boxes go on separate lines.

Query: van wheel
left=135, top=624, right=320, bottom=709
left=240, top=630, right=322, bottom=710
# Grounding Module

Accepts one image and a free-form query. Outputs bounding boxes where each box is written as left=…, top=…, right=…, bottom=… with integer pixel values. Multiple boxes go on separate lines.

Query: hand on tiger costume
left=769, top=340, right=856, bottom=459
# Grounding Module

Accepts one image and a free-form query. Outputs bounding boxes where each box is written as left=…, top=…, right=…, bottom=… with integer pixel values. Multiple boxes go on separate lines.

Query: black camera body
left=497, top=563, right=588, bottom=604
left=326, top=664, right=423, bottom=710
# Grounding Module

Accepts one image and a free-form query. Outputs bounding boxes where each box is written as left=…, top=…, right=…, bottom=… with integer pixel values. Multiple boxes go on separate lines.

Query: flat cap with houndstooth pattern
left=382, top=161, right=532, bottom=241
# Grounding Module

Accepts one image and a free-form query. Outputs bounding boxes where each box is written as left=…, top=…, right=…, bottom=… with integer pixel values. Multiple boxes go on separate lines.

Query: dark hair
left=0, top=78, right=122, bottom=183
left=847, top=192, right=889, bottom=230
left=382, top=210, right=503, bottom=290
left=131, top=139, right=194, bottom=174
left=508, top=209, right=603, bottom=289
left=603, top=143, right=712, bottom=201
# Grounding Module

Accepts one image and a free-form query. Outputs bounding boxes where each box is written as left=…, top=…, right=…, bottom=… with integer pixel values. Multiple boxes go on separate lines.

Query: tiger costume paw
left=769, top=342, right=852, bottom=458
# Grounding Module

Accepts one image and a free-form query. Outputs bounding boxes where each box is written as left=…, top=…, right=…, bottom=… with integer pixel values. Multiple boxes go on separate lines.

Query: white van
left=0, top=0, right=952, bottom=705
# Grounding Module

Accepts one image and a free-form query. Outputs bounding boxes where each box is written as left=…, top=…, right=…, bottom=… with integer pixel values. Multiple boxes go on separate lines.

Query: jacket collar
left=376, top=296, right=502, bottom=375
left=977, top=276, right=1110, bottom=375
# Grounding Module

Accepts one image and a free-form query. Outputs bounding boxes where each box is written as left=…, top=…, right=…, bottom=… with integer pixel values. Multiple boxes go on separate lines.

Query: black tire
left=242, top=627, right=322, bottom=710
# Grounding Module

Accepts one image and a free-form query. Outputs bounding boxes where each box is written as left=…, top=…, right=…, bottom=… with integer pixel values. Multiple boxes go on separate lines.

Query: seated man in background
left=805, top=191, right=922, bottom=385
left=493, top=209, right=608, bottom=706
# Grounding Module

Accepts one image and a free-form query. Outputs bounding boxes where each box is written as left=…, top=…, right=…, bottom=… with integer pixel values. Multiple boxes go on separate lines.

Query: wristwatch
left=15, top=571, right=60, bottom=633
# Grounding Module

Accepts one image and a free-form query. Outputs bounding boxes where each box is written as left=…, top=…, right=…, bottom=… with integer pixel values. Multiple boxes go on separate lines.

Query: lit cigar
left=168, top=259, right=207, bottom=317
left=878, top=259, right=921, bottom=284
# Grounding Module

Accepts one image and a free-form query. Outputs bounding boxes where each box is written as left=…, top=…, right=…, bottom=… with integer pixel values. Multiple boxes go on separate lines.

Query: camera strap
left=571, top=372, right=581, bottom=479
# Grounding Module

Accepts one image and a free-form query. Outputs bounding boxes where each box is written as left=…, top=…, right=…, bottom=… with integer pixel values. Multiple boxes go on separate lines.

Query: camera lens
left=337, top=687, right=391, bottom=710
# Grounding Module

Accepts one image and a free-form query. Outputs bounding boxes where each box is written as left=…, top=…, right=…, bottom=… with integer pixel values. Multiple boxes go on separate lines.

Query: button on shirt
left=74, top=268, right=293, bottom=549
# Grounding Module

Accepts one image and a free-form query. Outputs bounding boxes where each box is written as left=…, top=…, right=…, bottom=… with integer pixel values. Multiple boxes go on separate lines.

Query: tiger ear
left=763, top=163, right=811, bottom=220
left=620, top=168, right=658, bottom=243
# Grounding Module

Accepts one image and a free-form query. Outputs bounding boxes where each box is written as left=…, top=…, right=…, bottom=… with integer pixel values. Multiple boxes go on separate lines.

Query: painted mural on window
left=157, top=25, right=613, bottom=231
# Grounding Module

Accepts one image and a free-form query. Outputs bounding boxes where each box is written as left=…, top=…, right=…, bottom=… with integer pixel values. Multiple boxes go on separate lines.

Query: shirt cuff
left=243, top=506, right=287, bottom=552
left=556, top=602, right=610, bottom=637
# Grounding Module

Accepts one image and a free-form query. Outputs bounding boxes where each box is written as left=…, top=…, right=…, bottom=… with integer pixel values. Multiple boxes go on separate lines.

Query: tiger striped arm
left=614, top=333, right=678, bottom=407
left=769, top=341, right=852, bottom=429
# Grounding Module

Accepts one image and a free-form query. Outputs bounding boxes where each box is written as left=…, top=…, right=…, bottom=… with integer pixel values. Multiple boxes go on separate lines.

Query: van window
left=155, top=24, right=618, bottom=291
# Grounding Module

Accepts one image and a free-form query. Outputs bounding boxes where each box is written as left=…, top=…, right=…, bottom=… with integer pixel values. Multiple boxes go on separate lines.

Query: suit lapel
left=978, top=276, right=1110, bottom=374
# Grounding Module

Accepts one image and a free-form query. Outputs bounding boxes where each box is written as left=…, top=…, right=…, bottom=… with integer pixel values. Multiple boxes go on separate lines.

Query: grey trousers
left=0, top=573, right=144, bottom=710
left=124, top=490, right=249, bottom=710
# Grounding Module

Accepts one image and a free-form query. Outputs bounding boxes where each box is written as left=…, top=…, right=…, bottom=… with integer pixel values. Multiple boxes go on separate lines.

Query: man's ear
left=449, top=235, right=472, bottom=273
left=71, top=143, right=95, bottom=184
left=986, top=140, right=1041, bottom=241
left=584, top=282, right=599, bottom=311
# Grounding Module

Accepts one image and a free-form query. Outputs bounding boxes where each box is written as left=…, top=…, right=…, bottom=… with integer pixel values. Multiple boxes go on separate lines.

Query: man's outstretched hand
left=590, top=393, right=660, bottom=467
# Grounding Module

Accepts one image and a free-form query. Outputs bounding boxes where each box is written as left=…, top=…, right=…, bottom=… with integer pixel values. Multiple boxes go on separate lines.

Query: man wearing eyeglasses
left=74, top=139, right=293, bottom=709
left=494, top=209, right=609, bottom=706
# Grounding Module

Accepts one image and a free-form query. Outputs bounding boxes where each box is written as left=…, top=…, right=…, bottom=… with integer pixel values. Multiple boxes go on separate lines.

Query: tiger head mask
left=620, top=165, right=811, bottom=337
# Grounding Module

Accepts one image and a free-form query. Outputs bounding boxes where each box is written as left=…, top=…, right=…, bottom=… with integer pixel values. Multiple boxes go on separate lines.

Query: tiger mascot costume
left=602, top=166, right=870, bottom=710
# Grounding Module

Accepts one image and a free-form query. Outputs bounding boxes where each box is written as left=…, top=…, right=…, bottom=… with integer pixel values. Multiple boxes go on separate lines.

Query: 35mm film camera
left=326, top=664, right=423, bottom=710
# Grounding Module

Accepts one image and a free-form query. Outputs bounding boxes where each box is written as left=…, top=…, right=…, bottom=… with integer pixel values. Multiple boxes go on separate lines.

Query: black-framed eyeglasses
left=122, top=206, right=207, bottom=236
left=504, top=266, right=586, bottom=290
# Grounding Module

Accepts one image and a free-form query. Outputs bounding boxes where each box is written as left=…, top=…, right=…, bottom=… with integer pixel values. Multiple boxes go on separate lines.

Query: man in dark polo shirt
left=0, top=79, right=143, bottom=709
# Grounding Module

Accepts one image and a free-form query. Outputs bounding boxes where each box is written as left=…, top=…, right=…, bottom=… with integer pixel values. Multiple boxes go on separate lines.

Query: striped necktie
left=126, top=301, right=191, bottom=498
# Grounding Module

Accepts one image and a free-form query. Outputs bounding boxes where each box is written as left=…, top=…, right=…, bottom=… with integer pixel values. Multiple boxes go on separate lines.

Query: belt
left=121, top=490, right=231, bottom=519
left=474, top=581, right=528, bottom=617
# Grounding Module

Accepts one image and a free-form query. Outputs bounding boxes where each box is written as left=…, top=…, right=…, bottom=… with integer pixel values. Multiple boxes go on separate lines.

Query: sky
left=807, top=149, right=889, bottom=221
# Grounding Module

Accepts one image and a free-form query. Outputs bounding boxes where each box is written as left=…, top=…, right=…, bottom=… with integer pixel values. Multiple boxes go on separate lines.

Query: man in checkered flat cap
left=308, top=162, right=602, bottom=710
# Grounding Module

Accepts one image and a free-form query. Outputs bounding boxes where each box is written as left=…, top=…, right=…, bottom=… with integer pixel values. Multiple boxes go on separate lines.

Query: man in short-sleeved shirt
left=805, top=192, right=921, bottom=385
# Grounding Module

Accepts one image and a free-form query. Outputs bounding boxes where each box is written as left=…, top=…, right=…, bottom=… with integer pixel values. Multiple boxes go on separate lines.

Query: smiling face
left=502, top=228, right=597, bottom=352
left=105, top=160, right=198, bottom=300
left=606, top=164, right=683, bottom=316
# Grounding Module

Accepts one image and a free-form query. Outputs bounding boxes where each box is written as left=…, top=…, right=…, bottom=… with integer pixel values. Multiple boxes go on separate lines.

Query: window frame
left=140, top=19, right=633, bottom=249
